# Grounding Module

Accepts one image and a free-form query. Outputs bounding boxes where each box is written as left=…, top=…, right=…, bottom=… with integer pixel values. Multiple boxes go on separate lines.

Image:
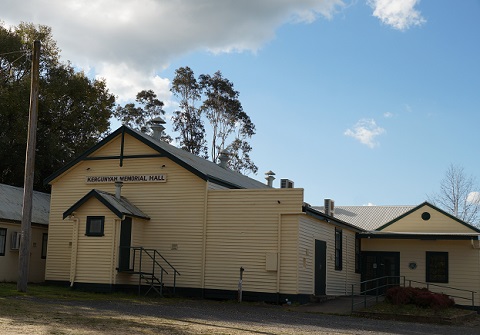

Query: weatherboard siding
left=0, top=221, right=47, bottom=282
left=362, top=239, right=480, bottom=306
left=46, top=133, right=207, bottom=289
left=279, top=214, right=300, bottom=294
left=298, top=216, right=360, bottom=296
left=204, top=188, right=303, bottom=294
left=67, top=199, right=116, bottom=284
left=383, top=205, right=477, bottom=233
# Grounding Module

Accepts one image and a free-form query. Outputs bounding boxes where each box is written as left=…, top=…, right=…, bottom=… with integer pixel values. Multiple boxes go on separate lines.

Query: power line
left=0, top=50, right=29, bottom=57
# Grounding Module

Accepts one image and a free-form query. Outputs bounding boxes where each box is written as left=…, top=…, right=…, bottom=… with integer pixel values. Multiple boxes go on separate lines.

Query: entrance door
left=315, top=240, right=327, bottom=295
left=361, top=251, right=400, bottom=294
left=118, top=217, right=132, bottom=271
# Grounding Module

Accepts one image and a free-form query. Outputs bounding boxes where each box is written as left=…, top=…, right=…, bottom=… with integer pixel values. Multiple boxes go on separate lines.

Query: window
left=426, top=252, right=448, bottom=283
left=86, top=216, right=105, bottom=236
left=355, top=234, right=361, bottom=273
left=335, top=228, right=342, bottom=271
left=41, top=233, right=48, bottom=259
left=0, top=228, right=6, bottom=256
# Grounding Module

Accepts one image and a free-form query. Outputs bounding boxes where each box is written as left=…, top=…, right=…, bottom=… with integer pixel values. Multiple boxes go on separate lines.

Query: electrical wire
left=0, top=50, right=29, bottom=57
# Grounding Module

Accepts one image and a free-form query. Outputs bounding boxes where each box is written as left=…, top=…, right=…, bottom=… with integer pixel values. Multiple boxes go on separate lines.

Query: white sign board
left=86, top=175, right=167, bottom=184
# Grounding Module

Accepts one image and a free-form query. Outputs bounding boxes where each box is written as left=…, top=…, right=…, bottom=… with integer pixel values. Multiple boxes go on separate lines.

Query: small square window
left=86, top=216, right=105, bottom=236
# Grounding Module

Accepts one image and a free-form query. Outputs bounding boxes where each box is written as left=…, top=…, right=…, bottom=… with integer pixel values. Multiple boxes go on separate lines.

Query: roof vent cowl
left=218, top=149, right=230, bottom=169
left=150, top=117, right=166, bottom=140
left=115, top=181, right=123, bottom=199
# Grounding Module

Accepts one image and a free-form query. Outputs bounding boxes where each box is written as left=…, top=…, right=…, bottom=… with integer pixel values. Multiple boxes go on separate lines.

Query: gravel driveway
left=1, top=296, right=479, bottom=334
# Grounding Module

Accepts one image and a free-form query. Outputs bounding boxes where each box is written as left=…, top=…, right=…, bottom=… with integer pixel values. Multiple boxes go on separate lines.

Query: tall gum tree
left=170, top=66, right=207, bottom=158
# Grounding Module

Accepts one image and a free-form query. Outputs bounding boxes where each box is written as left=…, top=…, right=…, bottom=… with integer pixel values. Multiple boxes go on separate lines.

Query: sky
left=3, top=0, right=480, bottom=206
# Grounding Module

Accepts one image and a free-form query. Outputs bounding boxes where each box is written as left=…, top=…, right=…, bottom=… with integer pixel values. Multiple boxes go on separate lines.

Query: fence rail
left=351, top=276, right=476, bottom=313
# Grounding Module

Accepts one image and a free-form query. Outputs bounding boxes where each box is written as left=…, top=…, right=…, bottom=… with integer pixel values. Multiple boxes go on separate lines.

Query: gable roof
left=312, top=205, right=414, bottom=231
left=0, top=183, right=50, bottom=225
left=303, top=205, right=365, bottom=232
left=63, top=189, right=150, bottom=220
left=376, top=201, right=480, bottom=233
left=45, top=126, right=269, bottom=190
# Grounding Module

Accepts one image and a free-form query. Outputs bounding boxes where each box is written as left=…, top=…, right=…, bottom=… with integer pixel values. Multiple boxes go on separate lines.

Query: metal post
left=138, top=250, right=143, bottom=295
left=173, top=271, right=177, bottom=295
left=160, top=270, right=164, bottom=296
left=351, top=284, right=354, bottom=313
left=238, top=267, right=244, bottom=302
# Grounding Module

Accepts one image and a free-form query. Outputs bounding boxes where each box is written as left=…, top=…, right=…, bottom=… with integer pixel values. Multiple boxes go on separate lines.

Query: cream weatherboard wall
left=66, top=198, right=117, bottom=285
left=204, top=189, right=361, bottom=298
left=361, top=203, right=480, bottom=306
left=381, top=204, right=476, bottom=233
left=46, top=132, right=208, bottom=290
left=45, top=128, right=362, bottom=301
left=298, top=216, right=360, bottom=296
left=361, top=238, right=480, bottom=305
left=204, top=188, right=304, bottom=296
left=0, top=221, right=47, bottom=282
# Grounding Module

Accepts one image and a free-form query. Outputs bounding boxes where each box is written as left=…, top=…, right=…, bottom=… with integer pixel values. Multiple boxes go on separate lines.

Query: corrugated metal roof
left=131, top=128, right=270, bottom=190
left=46, top=126, right=271, bottom=190
left=312, top=205, right=415, bottom=231
left=63, top=189, right=150, bottom=220
left=0, top=184, right=50, bottom=225
left=94, top=190, right=150, bottom=220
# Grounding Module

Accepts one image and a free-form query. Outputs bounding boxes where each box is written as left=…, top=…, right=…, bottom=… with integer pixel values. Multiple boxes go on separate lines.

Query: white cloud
left=383, top=112, right=394, bottom=118
left=467, top=192, right=480, bottom=204
left=367, top=0, right=426, bottom=31
left=2, top=0, right=345, bottom=101
left=344, top=118, right=386, bottom=148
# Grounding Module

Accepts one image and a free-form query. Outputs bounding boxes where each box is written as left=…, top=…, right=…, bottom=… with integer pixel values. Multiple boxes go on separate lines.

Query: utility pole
left=17, top=40, right=40, bottom=292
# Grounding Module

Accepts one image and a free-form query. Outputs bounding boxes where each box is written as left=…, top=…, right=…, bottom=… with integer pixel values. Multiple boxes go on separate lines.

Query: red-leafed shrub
left=385, top=286, right=455, bottom=309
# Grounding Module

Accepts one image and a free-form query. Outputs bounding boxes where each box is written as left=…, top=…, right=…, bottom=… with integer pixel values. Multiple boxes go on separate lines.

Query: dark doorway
left=315, top=240, right=327, bottom=295
left=361, top=251, right=400, bottom=294
left=118, top=217, right=132, bottom=271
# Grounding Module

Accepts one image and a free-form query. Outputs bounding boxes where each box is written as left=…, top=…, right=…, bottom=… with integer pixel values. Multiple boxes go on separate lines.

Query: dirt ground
left=1, top=295, right=479, bottom=335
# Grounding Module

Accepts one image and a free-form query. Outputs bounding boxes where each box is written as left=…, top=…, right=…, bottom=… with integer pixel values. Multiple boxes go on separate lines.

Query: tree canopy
left=0, top=22, right=115, bottom=192
left=113, top=89, right=171, bottom=142
left=172, top=67, right=257, bottom=174
left=0, top=22, right=258, bottom=194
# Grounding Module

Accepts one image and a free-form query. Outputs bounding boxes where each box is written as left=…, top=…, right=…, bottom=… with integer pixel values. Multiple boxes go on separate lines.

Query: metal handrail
left=351, top=276, right=404, bottom=313
left=351, top=276, right=477, bottom=313
left=120, top=246, right=181, bottom=295
left=406, top=279, right=476, bottom=307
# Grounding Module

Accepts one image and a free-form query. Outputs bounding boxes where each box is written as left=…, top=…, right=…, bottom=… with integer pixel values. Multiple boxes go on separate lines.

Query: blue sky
left=4, top=0, right=480, bottom=206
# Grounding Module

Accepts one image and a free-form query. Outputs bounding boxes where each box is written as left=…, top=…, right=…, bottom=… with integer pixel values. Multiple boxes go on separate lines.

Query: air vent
left=325, top=199, right=335, bottom=217
left=280, top=179, right=294, bottom=189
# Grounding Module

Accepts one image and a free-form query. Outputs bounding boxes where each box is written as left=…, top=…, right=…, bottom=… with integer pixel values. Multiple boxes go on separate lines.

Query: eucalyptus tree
left=113, top=89, right=171, bottom=142
left=170, top=66, right=207, bottom=157
left=199, top=70, right=257, bottom=174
